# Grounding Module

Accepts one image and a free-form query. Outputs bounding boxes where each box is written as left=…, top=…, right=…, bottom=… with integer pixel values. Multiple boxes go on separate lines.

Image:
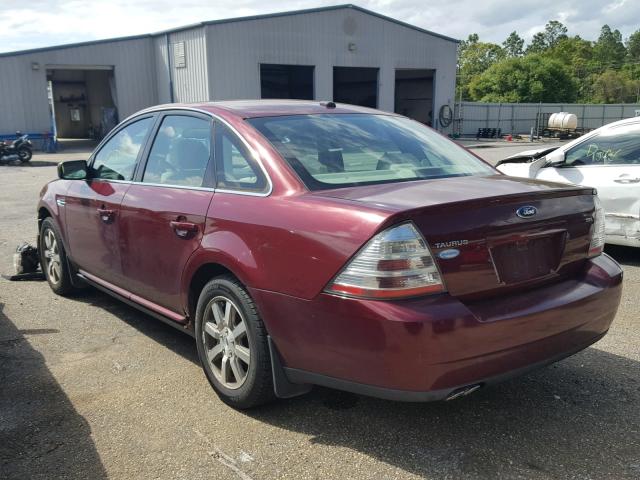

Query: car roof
left=597, top=116, right=640, bottom=130
left=144, top=100, right=391, bottom=119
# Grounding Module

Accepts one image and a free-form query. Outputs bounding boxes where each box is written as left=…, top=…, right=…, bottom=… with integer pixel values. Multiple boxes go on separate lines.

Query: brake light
left=588, top=195, right=605, bottom=257
left=325, top=222, right=445, bottom=299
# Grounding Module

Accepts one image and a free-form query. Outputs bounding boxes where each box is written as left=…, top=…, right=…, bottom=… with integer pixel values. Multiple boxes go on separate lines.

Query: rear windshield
left=248, top=114, right=494, bottom=190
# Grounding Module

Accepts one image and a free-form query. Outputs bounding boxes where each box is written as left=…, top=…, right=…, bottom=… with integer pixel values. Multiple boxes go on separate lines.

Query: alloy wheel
left=202, top=296, right=251, bottom=389
left=43, top=229, right=62, bottom=285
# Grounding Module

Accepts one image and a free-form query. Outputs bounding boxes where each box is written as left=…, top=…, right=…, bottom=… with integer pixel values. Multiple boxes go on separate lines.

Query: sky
left=1, top=0, right=639, bottom=54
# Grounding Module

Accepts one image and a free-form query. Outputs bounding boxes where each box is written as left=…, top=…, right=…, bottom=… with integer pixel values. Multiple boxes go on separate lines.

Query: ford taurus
left=38, top=100, right=623, bottom=408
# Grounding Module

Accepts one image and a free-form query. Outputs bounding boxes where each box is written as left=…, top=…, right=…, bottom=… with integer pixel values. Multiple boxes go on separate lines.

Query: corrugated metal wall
left=165, top=27, right=208, bottom=103
left=206, top=8, right=457, bottom=117
left=154, top=36, right=171, bottom=104
left=0, top=37, right=158, bottom=134
left=455, top=102, right=640, bottom=136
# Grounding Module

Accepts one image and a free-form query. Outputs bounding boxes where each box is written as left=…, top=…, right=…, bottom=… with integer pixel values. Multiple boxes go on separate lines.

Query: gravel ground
left=1, top=145, right=638, bottom=480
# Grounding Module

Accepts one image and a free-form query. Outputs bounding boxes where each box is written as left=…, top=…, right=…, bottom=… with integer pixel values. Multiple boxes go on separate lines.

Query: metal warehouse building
left=0, top=4, right=458, bottom=143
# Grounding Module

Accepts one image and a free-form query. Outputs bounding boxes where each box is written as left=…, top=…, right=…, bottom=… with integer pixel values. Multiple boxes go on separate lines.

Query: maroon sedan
left=38, top=100, right=622, bottom=408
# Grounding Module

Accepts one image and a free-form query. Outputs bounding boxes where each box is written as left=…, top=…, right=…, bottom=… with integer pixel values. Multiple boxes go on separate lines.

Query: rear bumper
left=283, top=330, right=608, bottom=401
left=251, top=254, right=623, bottom=400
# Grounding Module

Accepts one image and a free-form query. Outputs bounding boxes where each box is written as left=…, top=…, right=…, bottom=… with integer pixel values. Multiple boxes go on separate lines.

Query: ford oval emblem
left=438, top=248, right=460, bottom=260
left=516, top=206, right=537, bottom=218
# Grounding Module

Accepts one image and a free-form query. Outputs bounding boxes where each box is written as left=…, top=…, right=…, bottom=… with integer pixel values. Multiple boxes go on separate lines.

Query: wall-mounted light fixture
left=348, top=42, right=356, bottom=52
left=31, top=62, right=40, bottom=70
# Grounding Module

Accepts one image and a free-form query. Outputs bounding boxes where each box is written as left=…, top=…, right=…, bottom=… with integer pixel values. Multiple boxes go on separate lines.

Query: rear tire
left=39, top=217, right=74, bottom=295
left=195, top=275, right=275, bottom=409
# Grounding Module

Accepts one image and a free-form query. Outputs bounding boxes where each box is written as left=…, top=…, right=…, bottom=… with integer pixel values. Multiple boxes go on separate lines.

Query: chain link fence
left=453, top=102, right=640, bottom=137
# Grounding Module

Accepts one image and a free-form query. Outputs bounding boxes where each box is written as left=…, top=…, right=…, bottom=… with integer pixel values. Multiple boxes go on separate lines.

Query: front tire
left=195, top=275, right=274, bottom=409
left=18, top=147, right=32, bottom=162
left=39, top=217, right=74, bottom=295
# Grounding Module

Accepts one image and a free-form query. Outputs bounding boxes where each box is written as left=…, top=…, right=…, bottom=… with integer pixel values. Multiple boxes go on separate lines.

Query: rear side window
left=142, top=115, right=212, bottom=187
left=248, top=114, right=494, bottom=190
left=564, top=123, right=640, bottom=166
left=214, top=123, right=268, bottom=193
left=92, top=117, right=153, bottom=180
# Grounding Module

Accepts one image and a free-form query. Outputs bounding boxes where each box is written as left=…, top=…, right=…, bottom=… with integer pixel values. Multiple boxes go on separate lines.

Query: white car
left=497, top=117, right=640, bottom=248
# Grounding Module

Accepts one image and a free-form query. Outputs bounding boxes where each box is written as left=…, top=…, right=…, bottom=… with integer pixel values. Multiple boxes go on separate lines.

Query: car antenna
left=320, top=101, right=336, bottom=109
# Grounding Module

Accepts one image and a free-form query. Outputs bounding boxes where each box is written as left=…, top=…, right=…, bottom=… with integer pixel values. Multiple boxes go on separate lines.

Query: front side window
left=143, top=115, right=212, bottom=187
left=248, top=114, right=494, bottom=190
left=214, top=123, right=268, bottom=193
left=92, top=117, right=153, bottom=180
left=564, top=122, right=640, bottom=166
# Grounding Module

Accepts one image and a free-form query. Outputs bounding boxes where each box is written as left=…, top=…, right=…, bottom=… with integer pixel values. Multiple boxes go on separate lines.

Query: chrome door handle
left=97, top=207, right=115, bottom=223
left=613, top=177, right=640, bottom=184
left=170, top=221, right=198, bottom=238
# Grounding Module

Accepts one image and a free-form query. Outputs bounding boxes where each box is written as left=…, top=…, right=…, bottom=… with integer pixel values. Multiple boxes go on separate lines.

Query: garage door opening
left=260, top=64, right=314, bottom=100
left=47, top=67, right=118, bottom=141
left=394, top=69, right=434, bottom=125
left=333, top=67, right=378, bottom=108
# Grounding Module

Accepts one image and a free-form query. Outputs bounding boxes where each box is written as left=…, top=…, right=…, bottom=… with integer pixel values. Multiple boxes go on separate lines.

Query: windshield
left=248, top=114, right=495, bottom=190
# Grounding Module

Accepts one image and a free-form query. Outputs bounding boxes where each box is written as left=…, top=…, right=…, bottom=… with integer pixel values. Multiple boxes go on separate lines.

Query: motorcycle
left=0, top=132, right=33, bottom=163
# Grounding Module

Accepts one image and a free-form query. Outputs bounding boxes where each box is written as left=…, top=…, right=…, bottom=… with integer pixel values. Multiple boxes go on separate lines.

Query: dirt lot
left=1, top=146, right=639, bottom=479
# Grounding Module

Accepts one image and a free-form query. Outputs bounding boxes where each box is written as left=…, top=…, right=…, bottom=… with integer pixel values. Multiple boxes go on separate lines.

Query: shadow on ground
left=71, top=283, right=640, bottom=479
left=605, top=244, right=640, bottom=267
left=0, top=303, right=107, bottom=480
left=248, top=349, right=640, bottom=479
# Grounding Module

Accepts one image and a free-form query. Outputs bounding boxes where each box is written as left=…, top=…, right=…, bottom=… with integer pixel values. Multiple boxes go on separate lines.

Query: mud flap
left=66, top=256, right=87, bottom=289
left=268, top=336, right=312, bottom=399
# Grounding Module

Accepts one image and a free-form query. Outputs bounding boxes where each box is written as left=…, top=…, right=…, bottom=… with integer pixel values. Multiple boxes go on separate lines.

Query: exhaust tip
left=445, top=384, right=482, bottom=401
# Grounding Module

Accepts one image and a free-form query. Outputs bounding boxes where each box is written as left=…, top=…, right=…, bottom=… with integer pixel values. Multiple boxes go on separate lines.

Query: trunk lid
left=315, top=175, right=596, bottom=298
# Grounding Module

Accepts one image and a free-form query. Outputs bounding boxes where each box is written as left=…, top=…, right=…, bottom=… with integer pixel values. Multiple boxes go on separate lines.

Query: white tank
left=548, top=112, right=578, bottom=130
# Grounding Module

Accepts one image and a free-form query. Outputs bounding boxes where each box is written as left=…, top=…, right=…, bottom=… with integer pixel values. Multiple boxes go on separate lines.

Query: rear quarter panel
left=181, top=192, right=393, bottom=303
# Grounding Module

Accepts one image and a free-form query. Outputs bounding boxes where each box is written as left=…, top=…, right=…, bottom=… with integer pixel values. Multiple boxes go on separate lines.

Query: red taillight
left=325, top=222, right=446, bottom=300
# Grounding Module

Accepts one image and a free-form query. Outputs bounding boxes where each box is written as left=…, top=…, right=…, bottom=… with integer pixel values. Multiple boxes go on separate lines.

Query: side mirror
left=545, top=149, right=566, bottom=165
left=58, top=160, right=88, bottom=180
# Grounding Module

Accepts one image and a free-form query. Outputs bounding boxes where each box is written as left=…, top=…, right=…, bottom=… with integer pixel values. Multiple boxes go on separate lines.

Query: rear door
left=118, top=112, right=214, bottom=314
left=537, top=121, right=640, bottom=239
left=64, top=115, right=155, bottom=285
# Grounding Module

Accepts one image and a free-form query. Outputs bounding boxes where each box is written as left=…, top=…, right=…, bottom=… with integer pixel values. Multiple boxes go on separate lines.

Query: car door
left=118, top=112, right=214, bottom=314
left=536, top=121, right=640, bottom=239
left=64, top=115, right=155, bottom=286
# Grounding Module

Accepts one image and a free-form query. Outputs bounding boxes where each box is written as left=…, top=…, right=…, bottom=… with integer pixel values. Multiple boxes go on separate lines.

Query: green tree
left=544, top=20, right=568, bottom=47
left=503, top=31, right=524, bottom=57
left=593, top=25, right=627, bottom=69
left=591, top=69, right=640, bottom=103
left=527, top=32, right=548, bottom=53
left=546, top=36, right=594, bottom=100
left=457, top=34, right=505, bottom=100
left=526, top=20, right=568, bottom=53
left=459, top=33, right=479, bottom=52
left=627, top=30, right=640, bottom=61
left=468, top=54, right=578, bottom=102
left=457, top=20, right=640, bottom=104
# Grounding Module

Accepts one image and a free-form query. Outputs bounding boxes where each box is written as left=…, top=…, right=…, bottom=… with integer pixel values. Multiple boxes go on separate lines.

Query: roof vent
left=320, top=101, right=336, bottom=109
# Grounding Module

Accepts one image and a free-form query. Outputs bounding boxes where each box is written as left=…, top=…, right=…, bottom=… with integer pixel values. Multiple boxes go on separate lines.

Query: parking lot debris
left=6, top=242, right=44, bottom=281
